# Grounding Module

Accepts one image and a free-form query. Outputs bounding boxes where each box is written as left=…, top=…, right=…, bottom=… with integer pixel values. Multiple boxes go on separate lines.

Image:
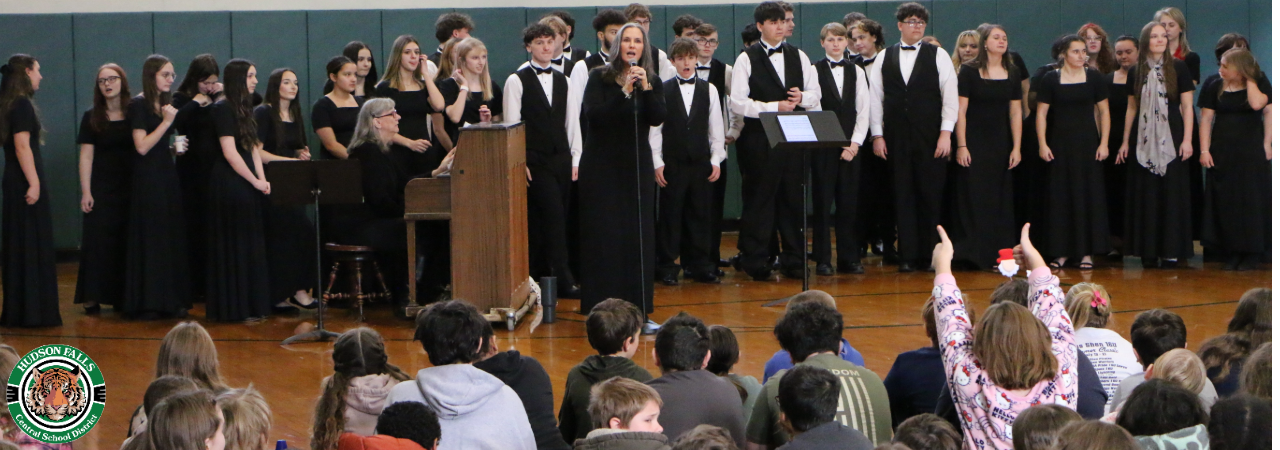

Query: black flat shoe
left=717, top=259, right=732, bottom=268
left=83, top=304, right=101, bottom=315
left=658, top=274, right=679, bottom=286
left=815, top=263, right=835, bottom=276
left=557, top=284, right=582, bottom=299
left=837, top=262, right=865, bottom=274
left=748, top=268, right=773, bottom=281
left=689, top=271, right=720, bottom=284
left=1221, top=255, right=1241, bottom=271
left=782, top=268, right=807, bottom=280
left=713, top=268, right=726, bottom=277
left=1238, top=254, right=1259, bottom=271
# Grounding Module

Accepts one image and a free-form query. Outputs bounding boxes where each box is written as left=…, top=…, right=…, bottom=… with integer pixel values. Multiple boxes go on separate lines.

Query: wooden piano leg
left=407, top=220, right=417, bottom=307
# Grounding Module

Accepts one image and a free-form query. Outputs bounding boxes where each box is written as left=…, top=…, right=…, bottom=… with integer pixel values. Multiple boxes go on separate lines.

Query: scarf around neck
left=1136, top=59, right=1176, bottom=176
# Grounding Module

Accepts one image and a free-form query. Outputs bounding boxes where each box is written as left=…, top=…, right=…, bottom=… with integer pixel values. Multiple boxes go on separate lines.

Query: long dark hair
left=966, top=24, right=1018, bottom=77
left=141, top=54, right=173, bottom=115
left=0, top=54, right=39, bottom=144
left=310, top=328, right=410, bottom=450
left=263, top=68, right=305, bottom=153
left=324, top=41, right=377, bottom=95
left=1135, top=22, right=1178, bottom=97
left=91, top=63, right=131, bottom=132
left=176, top=54, right=219, bottom=98
left=221, top=59, right=259, bottom=149
left=603, top=23, right=654, bottom=83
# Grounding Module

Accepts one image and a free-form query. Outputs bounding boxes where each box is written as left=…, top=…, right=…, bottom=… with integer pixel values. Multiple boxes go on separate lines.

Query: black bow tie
left=677, top=77, right=697, bottom=85
left=901, top=45, right=917, bottom=51
left=696, top=65, right=712, bottom=71
left=827, top=59, right=845, bottom=69
left=765, top=46, right=783, bottom=56
left=532, top=66, right=555, bottom=75
left=563, top=46, right=572, bottom=53
left=549, top=57, right=564, bottom=65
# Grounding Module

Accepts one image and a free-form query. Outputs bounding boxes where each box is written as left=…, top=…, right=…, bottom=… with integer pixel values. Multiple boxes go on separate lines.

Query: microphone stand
left=630, top=62, right=651, bottom=321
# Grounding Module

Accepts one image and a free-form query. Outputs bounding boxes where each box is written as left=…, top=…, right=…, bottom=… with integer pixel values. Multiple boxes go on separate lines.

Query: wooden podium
left=404, top=123, right=534, bottom=329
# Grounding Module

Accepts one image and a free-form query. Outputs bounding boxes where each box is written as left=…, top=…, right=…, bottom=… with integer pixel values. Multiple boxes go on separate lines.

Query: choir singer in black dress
left=314, top=56, right=365, bottom=159
left=75, top=63, right=134, bottom=314
left=172, top=54, right=220, bottom=299
left=374, top=35, right=445, bottom=176
left=0, top=54, right=60, bottom=327
left=578, top=22, right=665, bottom=318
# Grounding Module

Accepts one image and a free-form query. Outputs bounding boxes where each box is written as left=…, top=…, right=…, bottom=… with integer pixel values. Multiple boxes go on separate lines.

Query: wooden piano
left=403, top=123, right=534, bottom=329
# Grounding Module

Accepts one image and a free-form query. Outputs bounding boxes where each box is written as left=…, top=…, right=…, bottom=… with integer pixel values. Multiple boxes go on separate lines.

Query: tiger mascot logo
left=23, top=367, right=88, bottom=421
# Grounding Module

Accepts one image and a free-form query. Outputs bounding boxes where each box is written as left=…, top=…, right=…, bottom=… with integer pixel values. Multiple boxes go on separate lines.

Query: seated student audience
left=337, top=401, right=442, bottom=450
left=1111, top=309, right=1218, bottom=413
left=123, top=376, right=203, bottom=450
left=149, top=390, right=227, bottom=450
left=574, top=377, right=668, bottom=450
left=1207, top=394, right=1271, bottom=449
left=871, top=445, right=910, bottom=450
left=762, top=291, right=865, bottom=381
left=130, top=321, right=232, bottom=440
left=933, top=225, right=1077, bottom=450
left=1114, top=379, right=1208, bottom=449
left=670, top=425, right=738, bottom=450
left=1064, top=283, right=1143, bottom=406
left=387, top=300, right=536, bottom=450
left=1197, top=288, right=1271, bottom=397
left=473, top=324, right=569, bottom=450
left=773, top=365, right=873, bottom=450
left=1149, top=349, right=1214, bottom=412
left=1010, top=405, right=1082, bottom=450
left=1239, top=342, right=1271, bottom=399
left=646, top=312, right=746, bottom=448
left=561, top=299, right=655, bottom=442
left=883, top=298, right=947, bottom=429
left=1050, top=421, right=1140, bottom=450
left=890, top=414, right=960, bottom=450
left=217, top=387, right=272, bottom=450
left=747, top=301, right=891, bottom=449
left=707, top=326, right=762, bottom=425
left=312, top=328, right=412, bottom=450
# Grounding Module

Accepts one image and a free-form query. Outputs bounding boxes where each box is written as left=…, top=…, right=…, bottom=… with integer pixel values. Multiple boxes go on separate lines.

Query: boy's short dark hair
left=842, top=12, right=867, bottom=28
left=377, top=402, right=442, bottom=450
left=777, top=365, right=840, bottom=433
left=893, top=414, right=961, bottom=450
left=524, top=23, right=557, bottom=45
left=1131, top=309, right=1188, bottom=366
left=672, top=14, right=704, bottom=36
left=694, top=23, right=718, bottom=37
left=671, top=424, right=737, bottom=450
left=1214, top=33, right=1251, bottom=62
left=990, top=278, right=1030, bottom=306
left=593, top=9, right=629, bottom=33
left=144, top=375, right=201, bottom=416
left=754, top=2, right=787, bottom=25
left=1208, top=394, right=1271, bottom=450
left=624, top=3, right=652, bottom=21
left=895, top=2, right=929, bottom=23
left=587, top=298, right=645, bottom=355
left=742, top=23, right=762, bottom=46
left=414, top=300, right=492, bottom=365
left=546, top=11, right=577, bottom=39
left=774, top=302, right=842, bottom=362
left=668, top=38, right=700, bottom=60
left=1115, top=379, right=1207, bottom=437
left=655, top=312, right=711, bottom=371
left=435, top=13, right=475, bottom=44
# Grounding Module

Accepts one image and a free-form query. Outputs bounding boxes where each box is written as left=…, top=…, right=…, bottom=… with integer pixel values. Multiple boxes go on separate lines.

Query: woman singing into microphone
left=577, top=23, right=665, bottom=323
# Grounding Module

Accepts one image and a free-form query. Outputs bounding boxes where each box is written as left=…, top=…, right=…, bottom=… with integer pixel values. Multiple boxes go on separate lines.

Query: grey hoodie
left=341, top=374, right=398, bottom=437
left=387, top=364, right=536, bottom=450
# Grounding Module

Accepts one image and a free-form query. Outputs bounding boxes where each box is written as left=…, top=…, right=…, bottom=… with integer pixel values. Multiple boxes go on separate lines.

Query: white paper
left=777, top=115, right=816, bottom=142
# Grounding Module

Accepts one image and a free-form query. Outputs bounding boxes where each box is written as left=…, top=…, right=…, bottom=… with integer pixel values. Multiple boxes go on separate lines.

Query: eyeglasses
left=375, top=109, right=398, bottom=118
left=901, top=20, right=927, bottom=28
left=97, top=76, right=121, bottom=85
left=695, top=38, right=719, bottom=46
left=633, top=18, right=650, bottom=26
left=159, top=73, right=176, bottom=80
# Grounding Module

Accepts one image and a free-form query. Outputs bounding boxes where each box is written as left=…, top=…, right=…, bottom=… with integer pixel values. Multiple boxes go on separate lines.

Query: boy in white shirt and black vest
left=503, top=22, right=585, bottom=298
left=650, top=38, right=727, bottom=285
left=692, top=23, right=740, bottom=271
left=812, top=23, right=871, bottom=276
left=728, top=1, right=821, bottom=281
left=866, top=1, right=959, bottom=272
left=545, top=11, right=590, bottom=70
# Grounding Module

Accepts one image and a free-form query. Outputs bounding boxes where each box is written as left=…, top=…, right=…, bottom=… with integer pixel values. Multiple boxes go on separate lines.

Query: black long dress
left=950, top=65, right=1020, bottom=267
left=1, top=98, right=60, bottom=327
left=205, top=100, right=270, bottom=321
left=1104, top=70, right=1130, bottom=240
left=578, top=69, right=665, bottom=314
left=437, top=78, right=504, bottom=148
left=1199, top=76, right=1271, bottom=256
left=1014, top=64, right=1053, bottom=229
left=1123, top=61, right=1196, bottom=260
left=74, top=110, right=134, bottom=307
left=1038, top=68, right=1111, bottom=259
left=1179, top=51, right=1204, bottom=241
left=172, top=93, right=217, bottom=297
left=124, top=96, right=190, bottom=318
left=254, top=105, right=318, bottom=301
left=373, top=81, right=439, bottom=176
left=311, top=95, right=363, bottom=155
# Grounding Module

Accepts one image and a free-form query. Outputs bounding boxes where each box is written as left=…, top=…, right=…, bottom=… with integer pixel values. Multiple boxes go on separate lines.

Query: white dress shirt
left=517, top=58, right=567, bottom=74
left=821, top=56, right=872, bottom=146
left=867, top=40, right=960, bottom=136
left=728, top=40, right=822, bottom=120
left=648, top=78, right=727, bottom=169
left=502, top=60, right=584, bottom=166
left=696, top=59, right=743, bottom=144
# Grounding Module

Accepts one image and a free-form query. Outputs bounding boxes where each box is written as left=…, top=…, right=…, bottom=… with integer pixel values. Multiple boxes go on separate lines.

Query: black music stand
left=759, top=111, right=849, bottom=293
left=266, top=160, right=363, bottom=345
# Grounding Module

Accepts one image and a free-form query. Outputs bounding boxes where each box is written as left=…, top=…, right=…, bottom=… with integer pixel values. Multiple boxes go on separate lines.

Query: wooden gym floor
left=0, top=237, right=1268, bottom=450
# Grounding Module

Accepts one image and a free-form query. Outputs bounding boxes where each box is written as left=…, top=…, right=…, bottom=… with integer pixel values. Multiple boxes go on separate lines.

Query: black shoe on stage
left=1222, top=254, right=1242, bottom=271
left=782, top=267, right=807, bottom=280
left=815, top=263, right=835, bottom=276
left=717, top=258, right=732, bottom=268
left=658, top=274, right=679, bottom=286
left=714, top=268, right=726, bottom=277
left=747, top=267, right=773, bottom=281
left=558, top=283, right=582, bottom=299
left=689, top=271, right=720, bottom=284
left=837, top=261, right=865, bottom=274
left=898, top=261, right=917, bottom=273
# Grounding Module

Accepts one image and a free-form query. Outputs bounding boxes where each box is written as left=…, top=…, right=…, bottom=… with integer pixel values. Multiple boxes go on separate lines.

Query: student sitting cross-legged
left=573, top=377, right=670, bottom=450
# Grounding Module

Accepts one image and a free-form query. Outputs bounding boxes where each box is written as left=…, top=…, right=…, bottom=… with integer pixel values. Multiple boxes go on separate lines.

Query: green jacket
left=559, top=355, right=654, bottom=442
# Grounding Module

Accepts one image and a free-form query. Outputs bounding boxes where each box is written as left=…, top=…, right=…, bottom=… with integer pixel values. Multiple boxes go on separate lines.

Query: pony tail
left=311, top=372, right=352, bottom=450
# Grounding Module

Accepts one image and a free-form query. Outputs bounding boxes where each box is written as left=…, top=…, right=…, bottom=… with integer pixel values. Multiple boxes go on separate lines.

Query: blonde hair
left=453, top=37, right=493, bottom=101
left=217, top=386, right=271, bottom=450
left=539, top=16, right=569, bottom=39
left=1151, top=348, right=1206, bottom=394
left=819, top=23, right=848, bottom=41
left=1065, top=283, right=1113, bottom=330
left=951, top=30, right=980, bottom=71
left=1240, top=342, right=1271, bottom=399
left=382, top=35, right=427, bottom=91
left=588, top=377, right=662, bottom=429
left=1153, top=7, right=1192, bottom=55
left=973, top=302, right=1058, bottom=390
left=434, top=37, right=462, bottom=82
left=157, top=322, right=228, bottom=392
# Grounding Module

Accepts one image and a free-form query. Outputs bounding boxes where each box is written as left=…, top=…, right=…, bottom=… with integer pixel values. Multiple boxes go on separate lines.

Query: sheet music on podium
left=776, top=115, right=817, bottom=142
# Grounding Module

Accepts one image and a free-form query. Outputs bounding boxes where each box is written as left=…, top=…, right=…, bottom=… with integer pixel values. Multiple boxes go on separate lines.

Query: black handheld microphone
left=629, top=60, right=642, bottom=91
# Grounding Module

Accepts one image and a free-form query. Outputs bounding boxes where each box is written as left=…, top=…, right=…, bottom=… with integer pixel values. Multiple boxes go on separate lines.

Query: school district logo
left=5, top=345, right=105, bottom=443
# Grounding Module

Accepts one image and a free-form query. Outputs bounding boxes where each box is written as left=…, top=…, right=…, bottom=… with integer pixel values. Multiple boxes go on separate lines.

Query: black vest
left=815, top=59, right=859, bottom=138
left=516, top=66, right=571, bottom=166
left=428, top=49, right=442, bottom=67
left=705, top=58, right=728, bottom=104
left=564, top=46, right=589, bottom=70
left=584, top=52, right=608, bottom=71
left=661, top=78, right=712, bottom=164
left=744, top=42, right=805, bottom=130
left=852, top=53, right=876, bottom=68
left=881, top=43, right=943, bottom=132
